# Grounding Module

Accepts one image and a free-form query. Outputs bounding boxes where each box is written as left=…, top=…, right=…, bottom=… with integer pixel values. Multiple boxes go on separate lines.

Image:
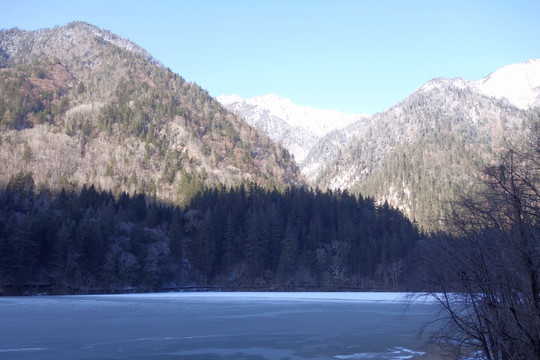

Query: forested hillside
left=0, top=22, right=300, bottom=205
left=0, top=172, right=420, bottom=295
left=309, top=79, right=530, bottom=232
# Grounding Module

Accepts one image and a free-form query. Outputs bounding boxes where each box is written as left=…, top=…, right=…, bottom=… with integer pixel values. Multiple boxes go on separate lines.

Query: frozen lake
left=0, top=292, right=437, bottom=360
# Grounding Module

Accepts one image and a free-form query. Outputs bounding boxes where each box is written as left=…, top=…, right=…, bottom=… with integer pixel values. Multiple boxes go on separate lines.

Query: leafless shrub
left=417, top=114, right=540, bottom=359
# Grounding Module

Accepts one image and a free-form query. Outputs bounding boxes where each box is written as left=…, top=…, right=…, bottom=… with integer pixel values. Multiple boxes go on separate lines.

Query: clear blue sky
left=1, top=0, right=539, bottom=114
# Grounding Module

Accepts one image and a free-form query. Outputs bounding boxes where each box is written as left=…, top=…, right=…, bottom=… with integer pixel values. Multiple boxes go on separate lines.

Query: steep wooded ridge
left=225, top=60, right=540, bottom=232
left=324, top=81, right=531, bottom=232
left=0, top=22, right=300, bottom=203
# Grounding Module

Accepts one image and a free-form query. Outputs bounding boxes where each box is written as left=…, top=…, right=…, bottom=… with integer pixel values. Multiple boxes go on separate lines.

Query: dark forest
left=0, top=172, right=421, bottom=295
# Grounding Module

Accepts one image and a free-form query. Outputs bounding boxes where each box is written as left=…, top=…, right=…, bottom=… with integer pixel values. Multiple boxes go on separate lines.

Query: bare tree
left=417, top=116, right=540, bottom=359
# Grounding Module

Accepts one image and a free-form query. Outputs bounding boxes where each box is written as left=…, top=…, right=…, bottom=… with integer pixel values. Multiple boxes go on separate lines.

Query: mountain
left=223, top=60, right=540, bottom=232
left=0, top=22, right=301, bottom=203
left=312, top=60, right=539, bottom=231
left=473, top=59, right=540, bottom=109
left=217, top=93, right=369, bottom=164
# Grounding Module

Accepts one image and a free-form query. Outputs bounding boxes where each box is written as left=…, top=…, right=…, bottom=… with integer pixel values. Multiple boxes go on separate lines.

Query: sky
left=1, top=0, right=539, bottom=114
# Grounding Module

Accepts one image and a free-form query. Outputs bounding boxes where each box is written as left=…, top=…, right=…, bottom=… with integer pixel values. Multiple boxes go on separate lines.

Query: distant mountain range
left=219, top=59, right=540, bottom=231
left=0, top=22, right=301, bottom=204
left=1, top=21, right=538, bottom=232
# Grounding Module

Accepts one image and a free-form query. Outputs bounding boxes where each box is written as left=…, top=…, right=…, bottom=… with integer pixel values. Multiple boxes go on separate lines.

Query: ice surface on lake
left=335, top=346, right=426, bottom=359
left=0, top=348, right=48, bottom=353
left=0, top=292, right=437, bottom=359
left=98, top=291, right=437, bottom=303
left=103, top=291, right=409, bottom=301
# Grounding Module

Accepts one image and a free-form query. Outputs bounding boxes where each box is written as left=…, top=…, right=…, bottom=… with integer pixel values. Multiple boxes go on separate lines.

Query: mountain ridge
left=0, top=22, right=301, bottom=204
left=314, top=63, right=535, bottom=231
left=472, top=58, right=540, bottom=109
left=416, top=59, right=540, bottom=109
left=223, top=59, right=539, bottom=231
left=0, top=22, right=161, bottom=68
left=218, top=93, right=369, bottom=164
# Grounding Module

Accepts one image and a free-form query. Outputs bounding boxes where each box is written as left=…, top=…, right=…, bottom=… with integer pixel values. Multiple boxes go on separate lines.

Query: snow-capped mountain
left=418, top=59, right=540, bottom=109
left=311, top=58, right=540, bottom=231
left=473, top=59, right=540, bottom=109
left=217, top=94, right=369, bottom=164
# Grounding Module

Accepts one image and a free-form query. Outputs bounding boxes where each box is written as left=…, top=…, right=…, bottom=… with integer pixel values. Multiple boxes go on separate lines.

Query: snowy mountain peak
left=218, top=93, right=369, bottom=137
left=416, top=59, right=540, bottom=110
left=217, top=94, right=370, bottom=164
left=419, top=77, right=470, bottom=93
left=218, top=93, right=292, bottom=110
left=252, top=93, right=292, bottom=106
left=473, top=59, right=540, bottom=109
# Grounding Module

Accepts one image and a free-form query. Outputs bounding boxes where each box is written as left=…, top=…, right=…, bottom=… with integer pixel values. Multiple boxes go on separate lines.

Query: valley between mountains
left=0, top=22, right=538, bottom=296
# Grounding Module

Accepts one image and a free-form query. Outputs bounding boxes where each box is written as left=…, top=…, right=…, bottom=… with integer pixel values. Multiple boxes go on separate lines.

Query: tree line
left=0, top=173, right=422, bottom=295
left=185, top=183, right=420, bottom=288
